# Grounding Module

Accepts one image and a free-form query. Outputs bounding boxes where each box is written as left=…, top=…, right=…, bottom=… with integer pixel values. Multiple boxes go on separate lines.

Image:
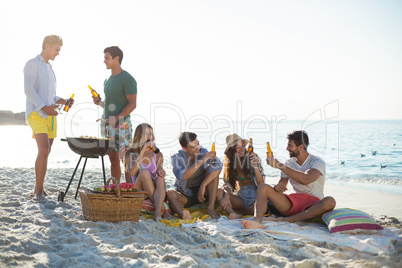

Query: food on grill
left=79, top=135, right=109, bottom=140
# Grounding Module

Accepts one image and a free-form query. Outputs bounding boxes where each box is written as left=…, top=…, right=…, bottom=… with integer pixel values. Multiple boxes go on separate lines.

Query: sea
left=1, top=117, right=401, bottom=195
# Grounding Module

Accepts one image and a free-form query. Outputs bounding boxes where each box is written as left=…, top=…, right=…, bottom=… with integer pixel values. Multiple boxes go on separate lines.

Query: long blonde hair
left=128, top=123, right=155, bottom=156
left=124, top=123, right=155, bottom=172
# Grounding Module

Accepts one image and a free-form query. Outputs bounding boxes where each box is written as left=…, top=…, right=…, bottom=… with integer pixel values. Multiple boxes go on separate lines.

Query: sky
left=1, top=0, right=402, bottom=124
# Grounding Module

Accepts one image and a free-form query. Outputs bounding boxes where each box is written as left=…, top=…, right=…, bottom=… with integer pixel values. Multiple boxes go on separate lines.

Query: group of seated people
left=124, top=123, right=336, bottom=228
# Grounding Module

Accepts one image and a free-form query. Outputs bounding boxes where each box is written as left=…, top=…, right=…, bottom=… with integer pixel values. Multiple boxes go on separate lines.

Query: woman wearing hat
left=217, top=134, right=265, bottom=219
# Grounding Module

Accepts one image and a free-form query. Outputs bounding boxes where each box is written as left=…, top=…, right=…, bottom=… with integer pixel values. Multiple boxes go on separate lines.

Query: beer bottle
left=63, top=94, right=74, bottom=112
left=149, top=145, right=160, bottom=154
left=210, top=142, right=216, bottom=165
left=248, top=138, right=253, bottom=153
left=147, top=139, right=160, bottom=154
left=88, top=85, right=101, bottom=100
left=267, top=142, right=273, bottom=157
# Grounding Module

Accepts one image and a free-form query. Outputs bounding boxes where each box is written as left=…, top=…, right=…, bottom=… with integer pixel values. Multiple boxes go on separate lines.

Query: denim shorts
left=237, top=185, right=257, bottom=210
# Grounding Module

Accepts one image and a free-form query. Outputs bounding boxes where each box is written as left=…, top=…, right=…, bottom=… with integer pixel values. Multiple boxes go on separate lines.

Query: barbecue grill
left=58, top=137, right=113, bottom=201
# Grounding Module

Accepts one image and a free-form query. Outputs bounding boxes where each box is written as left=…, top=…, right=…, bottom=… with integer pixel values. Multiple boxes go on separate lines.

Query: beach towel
left=144, top=203, right=400, bottom=254
left=156, top=203, right=267, bottom=227
left=181, top=216, right=400, bottom=255
left=144, top=203, right=230, bottom=227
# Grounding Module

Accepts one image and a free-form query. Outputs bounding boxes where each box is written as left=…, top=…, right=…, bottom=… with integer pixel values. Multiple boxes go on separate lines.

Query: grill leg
left=101, top=155, right=106, bottom=185
left=61, top=155, right=83, bottom=201
left=75, top=157, right=88, bottom=199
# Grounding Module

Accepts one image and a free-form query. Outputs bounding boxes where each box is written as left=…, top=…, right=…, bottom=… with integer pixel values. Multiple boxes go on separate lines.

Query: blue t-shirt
left=172, top=147, right=223, bottom=196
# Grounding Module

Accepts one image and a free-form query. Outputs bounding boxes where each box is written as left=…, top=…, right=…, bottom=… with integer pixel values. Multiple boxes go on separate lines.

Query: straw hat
left=225, top=133, right=248, bottom=153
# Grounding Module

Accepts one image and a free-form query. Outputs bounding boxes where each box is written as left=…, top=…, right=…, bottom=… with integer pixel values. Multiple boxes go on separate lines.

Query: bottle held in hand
left=147, top=140, right=160, bottom=154
left=267, top=142, right=273, bottom=157
left=210, top=142, right=216, bottom=165
left=63, top=94, right=74, bottom=112
left=88, top=85, right=101, bottom=101
left=248, top=138, right=253, bottom=153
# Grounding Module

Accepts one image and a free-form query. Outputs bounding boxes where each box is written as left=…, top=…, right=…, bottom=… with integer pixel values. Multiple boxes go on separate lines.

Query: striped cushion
left=141, top=199, right=172, bottom=215
left=322, top=208, right=383, bottom=233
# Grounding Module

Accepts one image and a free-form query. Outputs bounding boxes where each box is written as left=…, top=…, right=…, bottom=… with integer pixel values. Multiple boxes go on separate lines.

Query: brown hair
left=288, top=130, right=309, bottom=150
left=42, top=35, right=63, bottom=50
left=104, top=46, right=123, bottom=64
left=223, top=142, right=250, bottom=190
left=178, top=132, right=197, bottom=148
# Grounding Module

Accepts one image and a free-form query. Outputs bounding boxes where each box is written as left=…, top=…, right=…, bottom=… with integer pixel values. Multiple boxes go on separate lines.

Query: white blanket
left=182, top=216, right=401, bottom=254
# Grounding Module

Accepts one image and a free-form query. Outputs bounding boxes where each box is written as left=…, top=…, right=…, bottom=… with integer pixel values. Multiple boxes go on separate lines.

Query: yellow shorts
left=27, top=112, right=57, bottom=139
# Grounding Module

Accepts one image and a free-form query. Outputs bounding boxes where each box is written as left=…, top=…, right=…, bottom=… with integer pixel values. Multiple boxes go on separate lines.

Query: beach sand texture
left=0, top=167, right=401, bottom=267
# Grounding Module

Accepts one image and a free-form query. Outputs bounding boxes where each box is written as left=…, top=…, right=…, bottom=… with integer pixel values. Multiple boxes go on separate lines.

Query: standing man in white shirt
left=242, top=130, right=336, bottom=229
left=24, top=35, right=73, bottom=201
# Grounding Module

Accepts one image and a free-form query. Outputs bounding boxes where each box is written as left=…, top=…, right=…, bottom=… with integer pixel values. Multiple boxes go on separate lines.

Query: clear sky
left=1, top=0, right=401, bottom=123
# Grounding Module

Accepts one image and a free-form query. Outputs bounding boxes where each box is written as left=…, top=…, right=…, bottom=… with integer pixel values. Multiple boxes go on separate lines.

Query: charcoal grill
left=58, top=137, right=113, bottom=201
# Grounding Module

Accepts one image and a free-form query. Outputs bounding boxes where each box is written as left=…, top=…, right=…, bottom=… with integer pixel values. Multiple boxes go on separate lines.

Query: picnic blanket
left=158, top=203, right=255, bottom=227
left=180, top=216, right=400, bottom=254
left=149, top=203, right=400, bottom=254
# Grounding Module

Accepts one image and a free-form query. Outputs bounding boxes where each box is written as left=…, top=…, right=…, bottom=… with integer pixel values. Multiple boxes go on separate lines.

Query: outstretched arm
left=183, top=151, right=215, bottom=181
left=267, top=157, right=321, bottom=185
left=250, top=152, right=265, bottom=184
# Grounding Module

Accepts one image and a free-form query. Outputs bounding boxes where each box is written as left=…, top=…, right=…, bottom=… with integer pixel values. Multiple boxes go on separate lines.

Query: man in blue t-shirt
left=167, top=132, right=223, bottom=219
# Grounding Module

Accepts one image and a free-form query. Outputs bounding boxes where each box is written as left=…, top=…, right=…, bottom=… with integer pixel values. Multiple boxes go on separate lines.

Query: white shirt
left=24, top=54, right=60, bottom=119
left=280, top=154, right=326, bottom=199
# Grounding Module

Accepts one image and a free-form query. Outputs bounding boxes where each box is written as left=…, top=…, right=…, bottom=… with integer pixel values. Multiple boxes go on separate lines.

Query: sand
left=0, top=167, right=401, bottom=267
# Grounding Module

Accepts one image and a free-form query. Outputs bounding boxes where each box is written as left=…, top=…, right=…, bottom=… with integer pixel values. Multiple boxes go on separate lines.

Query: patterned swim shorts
left=101, top=119, right=133, bottom=156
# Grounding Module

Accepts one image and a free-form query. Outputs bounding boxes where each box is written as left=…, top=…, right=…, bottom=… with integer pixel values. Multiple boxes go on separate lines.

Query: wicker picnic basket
left=78, top=177, right=147, bottom=222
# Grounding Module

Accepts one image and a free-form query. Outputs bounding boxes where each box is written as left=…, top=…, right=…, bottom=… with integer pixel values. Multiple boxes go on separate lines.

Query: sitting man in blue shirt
left=167, top=132, right=223, bottom=219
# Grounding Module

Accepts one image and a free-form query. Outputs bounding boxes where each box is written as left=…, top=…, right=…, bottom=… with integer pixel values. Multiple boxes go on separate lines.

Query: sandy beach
left=0, top=167, right=401, bottom=267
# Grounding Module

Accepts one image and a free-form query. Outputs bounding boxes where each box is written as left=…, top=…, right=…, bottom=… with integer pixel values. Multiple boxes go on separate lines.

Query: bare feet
left=162, top=211, right=174, bottom=220
left=182, top=210, right=192, bottom=220
left=241, top=219, right=266, bottom=229
left=33, top=192, right=47, bottom=202
left=229, top=212, right=243, bottom=220
left=207, top=209, right=220, bottom=220
left=154, top=213, right=163, bottom=222
left=34, top=189, right=48, bottom=196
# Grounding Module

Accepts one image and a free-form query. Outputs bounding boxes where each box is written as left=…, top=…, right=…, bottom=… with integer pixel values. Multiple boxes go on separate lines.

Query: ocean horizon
left=1, top=119, right=401, bottom=195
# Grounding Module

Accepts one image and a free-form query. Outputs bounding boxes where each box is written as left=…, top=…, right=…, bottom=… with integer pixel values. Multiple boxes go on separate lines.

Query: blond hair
left=42, top=35, right=63, bottom=50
